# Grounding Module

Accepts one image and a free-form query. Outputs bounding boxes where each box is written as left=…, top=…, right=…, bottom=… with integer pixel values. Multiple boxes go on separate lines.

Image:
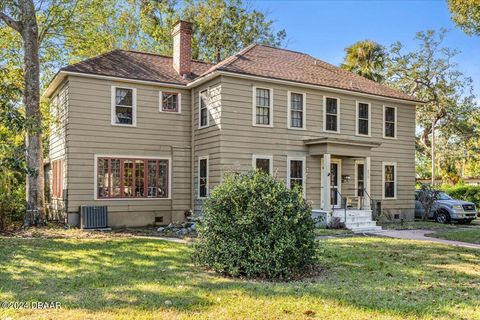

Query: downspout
left=190, top=88, right=195, bottom=212
left=169, top=144, right=174, bottom=224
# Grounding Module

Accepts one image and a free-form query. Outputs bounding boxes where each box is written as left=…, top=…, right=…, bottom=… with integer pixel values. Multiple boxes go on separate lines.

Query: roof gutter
left=43, top=71, right=187, bottom=98
left=45, top=69, right=423, bottom=105
left=188, top=71, right=423, bottom=105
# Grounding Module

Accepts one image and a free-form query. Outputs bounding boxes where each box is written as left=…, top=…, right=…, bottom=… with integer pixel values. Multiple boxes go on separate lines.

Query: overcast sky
left=255, top=0, right=480, bottom=98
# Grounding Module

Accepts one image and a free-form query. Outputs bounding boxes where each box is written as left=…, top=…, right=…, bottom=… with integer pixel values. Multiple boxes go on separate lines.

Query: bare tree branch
left=0, top=11, right=22, bottom=32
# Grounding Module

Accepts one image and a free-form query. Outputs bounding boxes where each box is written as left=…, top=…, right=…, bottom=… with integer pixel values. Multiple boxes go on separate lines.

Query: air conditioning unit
left=80, top=205, right=108, bottom=229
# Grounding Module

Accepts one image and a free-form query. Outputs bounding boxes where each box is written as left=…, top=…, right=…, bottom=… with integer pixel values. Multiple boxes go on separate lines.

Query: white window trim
left=287, top=156, right=306, bottom=197
left=382, top=161, right=397, bottom=200
left=159, top=91, right=182, bottom=113
left=198, top=155, right=209, bottom=199
left=252, top=154, right=274, bottom=174
left=252, top=86, right=274, bottom=127
left=355, top=101, right=371, bottom=137
left=354, top=159, right=365, bottom=197
left=287, top=91, right=307, bottom=130
left=323, top=96, right=340, bottom=133
left=93, top=154, right=172, bottom=200
left=383, top=105, right=398, bottom=139
left=198, top=88, right=210, bottom=129
left=111, top=86, right=137, bottom=127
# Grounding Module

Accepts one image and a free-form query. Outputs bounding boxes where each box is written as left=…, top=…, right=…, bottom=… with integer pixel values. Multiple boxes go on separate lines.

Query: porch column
left=364, top=156, right=371, bottom=209
left=321, top=153, right=331, bottom=210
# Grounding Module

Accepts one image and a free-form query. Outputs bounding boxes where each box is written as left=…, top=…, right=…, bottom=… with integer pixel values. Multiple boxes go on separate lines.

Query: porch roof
left=304, top=137, right=382, bottom=157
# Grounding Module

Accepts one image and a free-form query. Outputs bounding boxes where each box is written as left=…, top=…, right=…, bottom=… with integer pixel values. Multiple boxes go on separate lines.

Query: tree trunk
left=20, top=0, right=45, bottom=227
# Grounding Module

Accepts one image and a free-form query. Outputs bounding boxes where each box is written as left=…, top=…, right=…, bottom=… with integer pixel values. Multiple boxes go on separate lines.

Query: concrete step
left=346, top=221, right=378, bottom=229
left=351, top=225, right=383, bottom=233
left=344, top=216, right=374, bottom=223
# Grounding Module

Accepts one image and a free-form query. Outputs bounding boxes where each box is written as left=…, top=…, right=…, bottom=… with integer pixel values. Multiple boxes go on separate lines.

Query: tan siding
left=192, top=78, right=222, bottom=212
left=218, top=76, right=415, bottom=219
left=64, top=76, right=192, bottom=226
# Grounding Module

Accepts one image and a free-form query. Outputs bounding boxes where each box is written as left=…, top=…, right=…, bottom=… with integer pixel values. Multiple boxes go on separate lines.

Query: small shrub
left=327, top=217, right=345, bottom=229
left=193, top=171, right=317, bottom=279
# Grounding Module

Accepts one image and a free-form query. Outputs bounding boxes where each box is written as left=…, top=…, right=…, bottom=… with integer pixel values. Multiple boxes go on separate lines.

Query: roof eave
left=188, top=70, right=423, bottom=105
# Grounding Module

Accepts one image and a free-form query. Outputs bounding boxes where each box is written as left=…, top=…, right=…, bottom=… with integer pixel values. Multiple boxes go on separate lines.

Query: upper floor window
left=383, top=162, right=396, bottom=199
left=198, top=156, right=209, bottom=198
left=324, top=97, right=339, bottom=132
left=288, top=92, right=306, bottom=129
left=287, top=157, right=306, bottom=196
left=252, top=155, right=273, bottom=174
left=199, top=89, right=209, bottom=128
left=253, top=87, right=273, bottom=126
left=160, top=92, right=180, bottom=113
left=384, top=106, right=397, bottom=138
left=356, top=102, right=370, bottom=136
left=112, top=86, right=136, bottom=126
left=96, top=157, right=169, bottom=199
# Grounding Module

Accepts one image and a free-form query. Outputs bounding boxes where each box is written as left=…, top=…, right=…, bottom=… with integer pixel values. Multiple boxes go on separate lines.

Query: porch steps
left=333, top=209, right=382, bottom=233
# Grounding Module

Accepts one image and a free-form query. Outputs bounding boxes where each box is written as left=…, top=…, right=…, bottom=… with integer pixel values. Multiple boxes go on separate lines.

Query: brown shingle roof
left=203, top=44, right=420, bottom=103
left=60, top=45, right=420, bottom=103
left=61, top=49, right=214, bottom=85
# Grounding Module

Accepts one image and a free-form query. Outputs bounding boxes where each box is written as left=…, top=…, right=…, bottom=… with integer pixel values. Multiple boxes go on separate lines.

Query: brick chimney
left=172, top=20, right=192, bottom=77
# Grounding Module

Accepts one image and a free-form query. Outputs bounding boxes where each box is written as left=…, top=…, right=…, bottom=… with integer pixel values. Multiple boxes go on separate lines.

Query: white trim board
left=45, top=70, right=422, bottom=106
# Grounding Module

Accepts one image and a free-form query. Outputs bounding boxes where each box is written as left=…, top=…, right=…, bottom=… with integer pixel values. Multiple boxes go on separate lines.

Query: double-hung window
left=198, top=156, right=209, bottom=198
left=112, top=87, right=136, bottom=126
left=288, top=92, right=306, bottom=129
left=96, top=157, right=169, bottom=199
left=324, top=97, right=339, bottom=132
left=252, top=155, right=273, bottom=174
left=160, top=92, right=180, bottom=112
left=287, top=157, right=306, bottom=195
left=383, top=162, right=396, bottom=199
left=357, top=102, right=370, bottom=136
left=384, top=106, right=397, bottom=138
left=199, top=89, right=209, bottom=128
left=253, top=87, right=273, bottom=126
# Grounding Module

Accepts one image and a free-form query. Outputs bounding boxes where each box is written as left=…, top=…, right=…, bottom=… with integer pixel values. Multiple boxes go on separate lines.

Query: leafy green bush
left=193, top=171, right=317, bottom=279
left=441, top=185, right=480, bottom=207
left=0, top=169, right=25, bottom=230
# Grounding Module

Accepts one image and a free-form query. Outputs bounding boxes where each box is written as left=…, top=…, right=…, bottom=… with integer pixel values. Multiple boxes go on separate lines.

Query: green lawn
left=379, top=219, right=480, bottom=230
left=428, top=229, right=480, bottom=244
left=1, top=234, right=479, bottom=319
left=315, top=228, right=353, bottom=236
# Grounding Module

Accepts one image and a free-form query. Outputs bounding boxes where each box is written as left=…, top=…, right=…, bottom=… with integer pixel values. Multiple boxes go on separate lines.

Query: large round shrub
left=193, top=170, right=317, bottom=279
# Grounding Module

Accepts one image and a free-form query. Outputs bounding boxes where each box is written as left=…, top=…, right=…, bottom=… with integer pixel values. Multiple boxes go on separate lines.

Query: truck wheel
left=435, top=210, right=450, bottom=224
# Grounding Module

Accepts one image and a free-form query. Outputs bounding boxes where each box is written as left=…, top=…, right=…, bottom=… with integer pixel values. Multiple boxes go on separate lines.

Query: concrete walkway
left=369, top=229, right=480, bottom=249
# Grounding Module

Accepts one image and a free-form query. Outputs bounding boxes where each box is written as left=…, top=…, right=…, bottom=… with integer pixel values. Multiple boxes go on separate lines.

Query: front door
left=330, top=160, right=342, bottom=208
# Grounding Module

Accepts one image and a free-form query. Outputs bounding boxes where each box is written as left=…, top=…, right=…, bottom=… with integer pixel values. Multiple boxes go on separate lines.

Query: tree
left=0, top=0, right=126, bottom=226
left=0, top=0, right=46, bottom=226
left=340, top=40, right=386, bottom=82
left=448, top=0, right=480, bottom=36
left=417, top=184, right=440, bottom=221
left=387, top=29, right=477, bottom=154
left=139, top=0, right=287, bottom=62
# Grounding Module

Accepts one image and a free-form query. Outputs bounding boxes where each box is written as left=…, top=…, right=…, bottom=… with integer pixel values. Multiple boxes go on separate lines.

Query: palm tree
left=341, top=40, right=386, bottom=82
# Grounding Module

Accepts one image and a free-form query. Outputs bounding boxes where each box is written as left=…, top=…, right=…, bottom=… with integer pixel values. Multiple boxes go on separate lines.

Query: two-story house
left=45, top=21, right=420, bottom=231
